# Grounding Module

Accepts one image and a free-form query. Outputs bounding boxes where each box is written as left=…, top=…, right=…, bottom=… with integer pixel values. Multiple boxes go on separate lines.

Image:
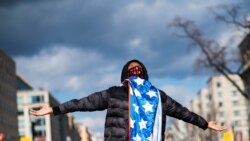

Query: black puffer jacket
left=53, top=60, right=208, bottom=141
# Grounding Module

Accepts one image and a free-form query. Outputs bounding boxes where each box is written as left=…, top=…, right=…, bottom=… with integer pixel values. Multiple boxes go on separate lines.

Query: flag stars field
left=130, top=117, right=135, bottom=128
left=133, top=133, right=141, bottom=141
left=139, top=119, right=147, bottom=129
left=143, top=101, right=153, bottom=112
left=134, top=78, right=144, bottom=85
left=147, top=134, right=153, bottom=141
left=134, top=89, right=141, bottom=97
left=146, top=90, right=157, bottom=98
left=128, top=77, right=161, bottom=141
left=133, top=104, right=139, bottom=114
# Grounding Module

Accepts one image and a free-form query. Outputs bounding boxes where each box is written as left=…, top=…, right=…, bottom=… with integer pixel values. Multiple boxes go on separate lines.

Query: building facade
left=164, top=118, right=188, bottom=141
left=186, top=88, right=212, bottom=141
left=17, top=75, right=83, bottom=141
left=208, top=75, right=249, bottom=141
left=17, top=89, right=62, bottom=141
left=59, top=114, right=82, bottom=141
left=77, top=123, right=91, bottom=141
left=0, top=49, right=19, bottom=140
left=66, top=115, right=82, bottom=141
left=169, top=74, right=250, bottom=141
left=197, top=75, right=249, bottom=141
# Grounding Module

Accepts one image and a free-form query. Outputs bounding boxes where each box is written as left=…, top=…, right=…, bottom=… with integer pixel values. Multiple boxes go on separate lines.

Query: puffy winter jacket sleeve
left=161, top=90, right=208, bottom=130
left=52, top=89, right=109, bottom=115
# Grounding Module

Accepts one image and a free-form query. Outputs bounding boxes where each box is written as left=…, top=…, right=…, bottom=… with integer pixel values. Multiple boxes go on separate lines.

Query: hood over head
left=120, top=59, right=149, bottom=82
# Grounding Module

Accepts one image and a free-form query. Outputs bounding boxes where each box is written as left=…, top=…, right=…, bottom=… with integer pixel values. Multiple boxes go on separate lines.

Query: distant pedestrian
left=30, top=59, right=226, bottom=141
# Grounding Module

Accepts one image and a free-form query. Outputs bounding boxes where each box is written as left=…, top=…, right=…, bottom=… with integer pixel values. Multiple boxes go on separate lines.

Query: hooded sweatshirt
left=53, top=59, right=208, bottom=141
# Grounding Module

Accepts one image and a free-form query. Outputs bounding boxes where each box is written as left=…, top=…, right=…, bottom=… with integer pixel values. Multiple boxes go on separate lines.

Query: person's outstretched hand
left=30, top=106, right=53, bottom=116
left=208, top=121, right=226, bottom=131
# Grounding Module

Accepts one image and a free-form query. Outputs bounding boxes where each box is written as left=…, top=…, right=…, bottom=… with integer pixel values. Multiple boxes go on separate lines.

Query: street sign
left=223, top=131, right=234, bottom=141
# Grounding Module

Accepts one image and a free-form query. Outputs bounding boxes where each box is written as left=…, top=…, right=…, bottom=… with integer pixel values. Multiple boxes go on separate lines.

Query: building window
left=217, top=82, right=221, bottom=88
left=207, top=94, right=212, bottom=100
left=218, top=102, right=223, bottom=107
left=17, top=96, right=24, bottom=104
left=233, top=120, right=241, bottom=127
left=18, top=120, right=24, bottom=128
left=35, top=130, right=46, bottom=136
left=36, top=118, right=45, bottom=126
left=232, top=100, right=239, bottom=106
left=221, top=122, right=225, bottom=126
left=219, top=111, right=224, bottom=117
left=234, top=110, right=240, bottom=116
left=18, top=109, right=24, bottom=116
left=218, top=92, right=223, bottom=97
left=198, top=104, right=201, bottom=109
left=19, top=131, right=25, bottom=136
left=232, top=90, right=237, bottom=97
left=31, top=95, right=44, bottom=103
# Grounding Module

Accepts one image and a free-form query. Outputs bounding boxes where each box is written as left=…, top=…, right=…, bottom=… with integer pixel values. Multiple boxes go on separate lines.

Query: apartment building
left=17, top=88, right=62, bottom=141
left=165, top=88, right=210, bottom=141
left=64, top=114, right=81, bottom=141
left=207, top=75, right=249, bottom=141
left=17, top=75, right=83, bottom=141
left=169, top=74, right=249, bottom=141
left=165, top=118, right=188, bottom=141
left=78, top=124, right=91, bottom=141
left=0, top=49, right=18, bottom=140
left=189, top=96, right=203, bottom=141
left=190, top=75, right=249, bottom=141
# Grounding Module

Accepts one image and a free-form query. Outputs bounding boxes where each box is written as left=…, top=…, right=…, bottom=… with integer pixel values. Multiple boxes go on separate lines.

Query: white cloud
left=113, top=0, right=238, bottom=26
left=161, top=84, right=195, bottom=105
left=152, top=75, right=208, bottom=105
left=66, top=76, right=83, bottom=90
left=216, top=26, right=246, bottom=49
left=129, top=38, right=141, bottom=48
left=168, top=50, right=199, bottom=72
left=15, top=46, right=120, bottom=96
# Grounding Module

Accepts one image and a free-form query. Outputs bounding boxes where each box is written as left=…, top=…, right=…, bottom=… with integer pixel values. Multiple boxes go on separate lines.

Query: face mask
left=128, top=66, right=144, bottom=78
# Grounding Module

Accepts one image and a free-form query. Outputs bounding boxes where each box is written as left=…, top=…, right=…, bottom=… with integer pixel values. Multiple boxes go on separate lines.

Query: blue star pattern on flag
left=127, top=76, right=162, bottom=141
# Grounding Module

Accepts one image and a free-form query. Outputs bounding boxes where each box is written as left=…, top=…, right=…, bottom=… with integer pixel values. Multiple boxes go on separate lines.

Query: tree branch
left=170, top=17, right=249, bottom=99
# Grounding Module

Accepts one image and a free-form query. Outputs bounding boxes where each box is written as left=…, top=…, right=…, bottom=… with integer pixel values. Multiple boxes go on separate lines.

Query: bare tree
left=169, top=4, right=250, bottom=99
left=210, top=4, right=250, bottom=33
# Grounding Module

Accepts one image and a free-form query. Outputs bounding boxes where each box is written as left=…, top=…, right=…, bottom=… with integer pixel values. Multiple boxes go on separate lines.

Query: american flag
left=127, top=76, right=162, bottom=141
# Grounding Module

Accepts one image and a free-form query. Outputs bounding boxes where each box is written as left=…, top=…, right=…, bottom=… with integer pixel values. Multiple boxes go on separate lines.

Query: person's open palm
left=30, top=106, right=53, bottom=116
left=208, top=121, right=226, bottom=131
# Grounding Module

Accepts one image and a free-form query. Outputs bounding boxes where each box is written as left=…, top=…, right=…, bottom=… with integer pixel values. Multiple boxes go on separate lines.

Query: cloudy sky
left=0, top=0, right=248, bottom=136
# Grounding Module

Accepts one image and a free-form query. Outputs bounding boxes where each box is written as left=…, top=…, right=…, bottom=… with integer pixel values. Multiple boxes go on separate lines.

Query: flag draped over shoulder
left=126, top=76, right=162, bottom=141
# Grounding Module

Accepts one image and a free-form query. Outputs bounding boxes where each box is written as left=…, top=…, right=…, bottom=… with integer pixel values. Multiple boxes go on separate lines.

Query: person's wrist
left=52, top=106, right=61, bottom=115
left=49, top=107, right=53, bottom=114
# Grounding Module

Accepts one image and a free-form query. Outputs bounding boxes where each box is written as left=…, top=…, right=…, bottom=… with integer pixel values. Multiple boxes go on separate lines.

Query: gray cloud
left=1, top=0, right=244, bottom=79
left=1, top=0, right=128, bottom=56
